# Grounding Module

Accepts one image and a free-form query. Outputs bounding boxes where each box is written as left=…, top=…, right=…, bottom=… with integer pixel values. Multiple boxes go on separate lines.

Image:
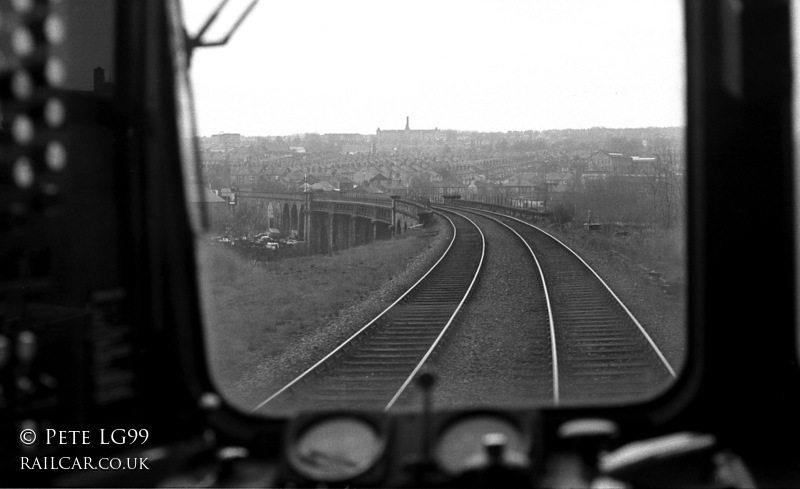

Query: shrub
left=551, top=202, right=575, bottom=225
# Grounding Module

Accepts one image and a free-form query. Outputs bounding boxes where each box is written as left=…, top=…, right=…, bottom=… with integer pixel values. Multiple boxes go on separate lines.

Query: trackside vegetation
left=198, top=225, right=445, bottom=406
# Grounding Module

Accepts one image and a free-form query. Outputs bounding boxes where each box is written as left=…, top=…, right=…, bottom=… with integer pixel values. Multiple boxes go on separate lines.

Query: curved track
left=447, top=206, right=676, bottom=404
left=253, top=211, right=485, bottom=414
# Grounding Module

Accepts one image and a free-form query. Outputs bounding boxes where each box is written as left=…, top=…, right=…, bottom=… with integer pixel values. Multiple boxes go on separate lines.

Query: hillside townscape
left=197, top=121, right=685, bottom=232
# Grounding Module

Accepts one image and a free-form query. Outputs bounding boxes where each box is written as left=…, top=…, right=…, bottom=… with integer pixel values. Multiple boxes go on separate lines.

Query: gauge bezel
left=284, top=410, right=390, bottom=484
left=432, top=410, right=533, bottom=476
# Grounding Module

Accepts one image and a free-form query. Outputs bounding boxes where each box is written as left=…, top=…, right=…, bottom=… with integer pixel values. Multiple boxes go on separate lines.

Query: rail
left=452, top=205, right=676, bottom=403
left=252, top=211, right=485, bottom=412
left=432, top=205, right=561, bottom=405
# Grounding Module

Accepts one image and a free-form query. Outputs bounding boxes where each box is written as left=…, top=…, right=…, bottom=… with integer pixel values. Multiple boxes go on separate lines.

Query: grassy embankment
left=544, top=221, right=686, bottom=288
left=197, top=227, right=440, bottom=397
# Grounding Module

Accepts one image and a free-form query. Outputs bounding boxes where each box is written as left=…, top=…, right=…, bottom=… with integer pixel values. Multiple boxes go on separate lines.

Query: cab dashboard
left=0, top=0, right=798, bottom=487
left=8, top=403, right=761, bottom=488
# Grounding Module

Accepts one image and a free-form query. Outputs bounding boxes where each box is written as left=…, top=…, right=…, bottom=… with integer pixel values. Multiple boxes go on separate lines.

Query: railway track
left=449, top=206, right=676, bottom=404
left=253, top=211, right=485, bottom=414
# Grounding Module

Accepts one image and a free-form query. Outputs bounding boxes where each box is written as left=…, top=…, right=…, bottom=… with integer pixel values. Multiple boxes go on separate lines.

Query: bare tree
left=647, top=149, right=684, bottom=229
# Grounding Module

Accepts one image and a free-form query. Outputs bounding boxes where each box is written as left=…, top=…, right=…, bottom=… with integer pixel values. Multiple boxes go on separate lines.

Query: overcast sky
left=181, top=0, right=685, bottom=137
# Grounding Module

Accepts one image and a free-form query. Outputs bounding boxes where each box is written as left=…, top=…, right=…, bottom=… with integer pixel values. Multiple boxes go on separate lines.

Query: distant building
left=374, top=116, right=443, bottom=155
left=333, top=177, right=355, bottom=192
left=210, top=133, right=242, bottom=151
left=588, top=151, right=633, bottom=173
left=262, top=139, right=292, bottom=153
left=325, top=133, right=371, bottom=153
left=310, top=181, right=335, bottom=192
left=352, top=167, right=380, bottom=184
left=631, top=156, right=657, bottom=174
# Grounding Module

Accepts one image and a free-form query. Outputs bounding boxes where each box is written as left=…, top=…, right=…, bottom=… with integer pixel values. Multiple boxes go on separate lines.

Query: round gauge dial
left=291, top=417, right=384, bottom=482
left=435, top=416, right=527, bottom=474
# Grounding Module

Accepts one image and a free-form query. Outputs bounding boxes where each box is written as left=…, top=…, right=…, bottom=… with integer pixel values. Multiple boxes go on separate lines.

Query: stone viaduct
left=235, top=191, right=431, bottom=254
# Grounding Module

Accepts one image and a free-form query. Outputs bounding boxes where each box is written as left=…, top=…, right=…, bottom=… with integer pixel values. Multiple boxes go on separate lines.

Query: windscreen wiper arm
left=186, top=0, right=259, bottom=59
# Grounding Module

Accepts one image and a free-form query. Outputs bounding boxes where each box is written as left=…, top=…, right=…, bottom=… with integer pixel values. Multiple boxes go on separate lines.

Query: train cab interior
left=0, top=0, right=799, bottom=487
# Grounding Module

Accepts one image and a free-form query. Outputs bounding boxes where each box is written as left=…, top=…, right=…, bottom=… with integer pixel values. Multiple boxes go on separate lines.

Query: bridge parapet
left=315, top=193, right=391, bottom=206
left=314, top=199, right=392, bottom=223
left=305, top=193, right=430, bottom=223
left=394, top=199, right=428, bottom=217
left=311, top=198, right=429, bottom=223
left=235, top=191, right=429, bottom=224
left=237, top=191, right=307, bottom=203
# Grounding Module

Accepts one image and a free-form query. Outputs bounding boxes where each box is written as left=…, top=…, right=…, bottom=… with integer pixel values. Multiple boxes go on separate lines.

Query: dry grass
left=546, top=222, right=686, bottom=284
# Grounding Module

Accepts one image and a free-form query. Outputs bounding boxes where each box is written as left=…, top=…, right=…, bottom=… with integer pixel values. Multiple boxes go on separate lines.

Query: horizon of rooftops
left=194, top=123, right=686, bottom=140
